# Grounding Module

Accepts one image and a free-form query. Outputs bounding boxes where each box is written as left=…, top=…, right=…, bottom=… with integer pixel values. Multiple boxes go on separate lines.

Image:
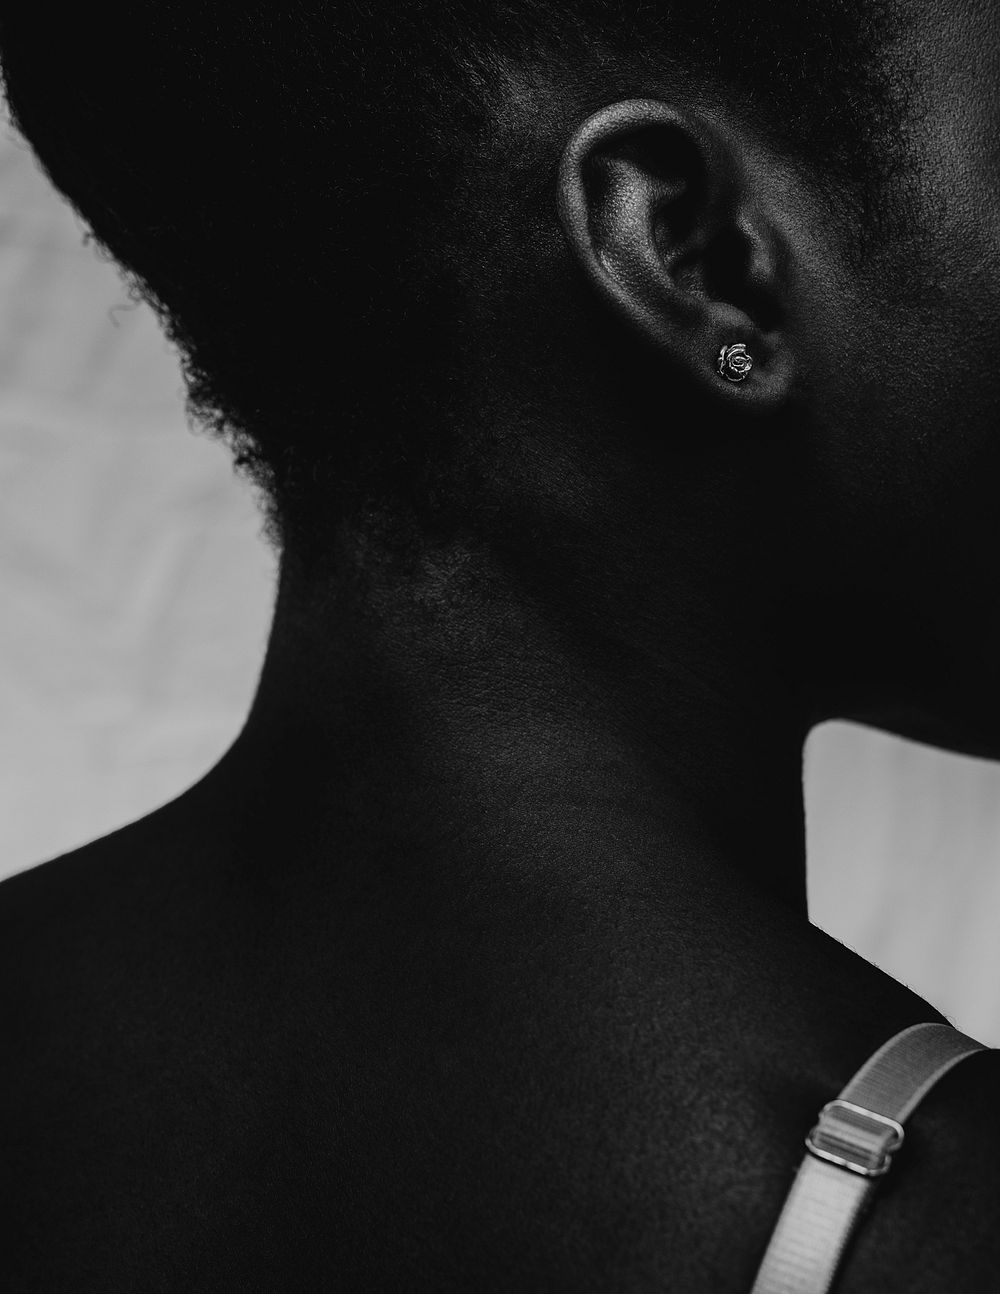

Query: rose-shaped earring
left=717, top=343, right=753, bottom=383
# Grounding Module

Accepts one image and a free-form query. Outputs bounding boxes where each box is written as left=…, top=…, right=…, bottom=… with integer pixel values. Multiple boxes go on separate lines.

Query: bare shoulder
left=0, top=808, right=272, bottom=1292
left=0, top=819, right=165, bottom=1034
left=0, top=807, right=225, bottom=1117
left=1, top=823, right=998, bottom=1293
left=0, top=799, right=231, bottom=1025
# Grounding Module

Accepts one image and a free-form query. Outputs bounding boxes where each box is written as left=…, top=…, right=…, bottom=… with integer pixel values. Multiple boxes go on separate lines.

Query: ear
left=557, top=99, right=794, bottom=411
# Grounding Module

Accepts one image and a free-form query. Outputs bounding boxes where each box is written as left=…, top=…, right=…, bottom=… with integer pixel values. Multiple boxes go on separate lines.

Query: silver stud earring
left=717, top=343, right=753, bottom=383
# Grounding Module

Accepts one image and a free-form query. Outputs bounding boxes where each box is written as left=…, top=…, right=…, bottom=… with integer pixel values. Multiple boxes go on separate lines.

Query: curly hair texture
left=0, top=2, right=913, bottom=559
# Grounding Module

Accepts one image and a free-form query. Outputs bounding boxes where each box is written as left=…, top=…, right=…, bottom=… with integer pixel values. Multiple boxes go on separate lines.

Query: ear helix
left=717, top=342, right=753, bottom=383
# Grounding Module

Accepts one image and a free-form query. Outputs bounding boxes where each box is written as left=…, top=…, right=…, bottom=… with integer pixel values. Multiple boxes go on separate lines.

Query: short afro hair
left=0, top=1, right=913, bottom=557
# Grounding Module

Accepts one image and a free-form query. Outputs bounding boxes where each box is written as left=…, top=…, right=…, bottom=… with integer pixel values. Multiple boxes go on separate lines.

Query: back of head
left=0, top=1, right=909, bottom=561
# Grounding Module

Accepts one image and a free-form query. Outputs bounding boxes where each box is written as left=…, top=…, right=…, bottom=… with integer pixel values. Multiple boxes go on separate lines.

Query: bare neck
left=216, top=529, right=810, bottom=916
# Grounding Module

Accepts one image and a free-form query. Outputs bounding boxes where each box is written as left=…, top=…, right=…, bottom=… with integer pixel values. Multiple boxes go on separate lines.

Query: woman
left=0, top=0, right=997, bottom=1289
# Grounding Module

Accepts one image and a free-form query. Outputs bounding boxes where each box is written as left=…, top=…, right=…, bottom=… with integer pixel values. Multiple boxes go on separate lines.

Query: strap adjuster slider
left=804, top=1099, right=905, bottom=1178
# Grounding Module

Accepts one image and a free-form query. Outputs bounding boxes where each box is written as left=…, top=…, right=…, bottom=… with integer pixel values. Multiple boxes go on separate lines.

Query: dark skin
left=3, top=1, right=1000, bottom=1289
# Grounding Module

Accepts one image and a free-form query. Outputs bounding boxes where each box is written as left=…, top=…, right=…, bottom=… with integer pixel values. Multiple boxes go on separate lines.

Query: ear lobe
left=557, top=99, right=794, bottom=410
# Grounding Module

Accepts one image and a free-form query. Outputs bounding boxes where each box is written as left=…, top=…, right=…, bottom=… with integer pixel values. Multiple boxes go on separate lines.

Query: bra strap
left=750, top=1021, right=989, bottom=1294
